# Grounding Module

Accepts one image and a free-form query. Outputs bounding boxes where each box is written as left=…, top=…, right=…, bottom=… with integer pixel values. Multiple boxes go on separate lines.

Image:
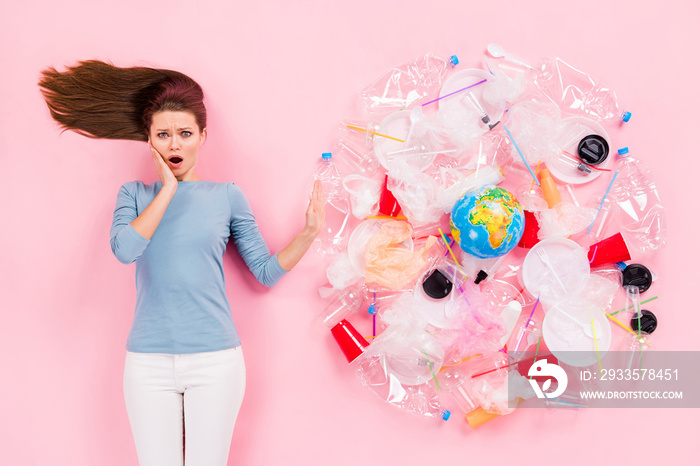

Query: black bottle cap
left=422, top=269, right=453, bottom=299
left=474, top=270, right=488, bottom=284
left=577, top=135, right=609, bottom=165
left=630, top=310, right=657, bottom=334
left=622, top=263, right=653, bottom=293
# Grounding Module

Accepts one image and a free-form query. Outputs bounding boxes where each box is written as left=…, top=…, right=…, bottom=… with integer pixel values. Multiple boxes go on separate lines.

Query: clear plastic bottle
left=319, top=286, right=363, bottom=328
left=314, top=153, right=351, bottom=256
left=623, top=330, right=653, bottom=371
left=436, top=365, right=479, bottom=414
left=358, top=53, right=459, bottom=116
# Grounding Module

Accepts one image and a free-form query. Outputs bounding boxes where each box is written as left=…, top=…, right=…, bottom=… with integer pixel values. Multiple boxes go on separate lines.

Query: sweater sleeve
left=228, top=183, right=287, bottom=287
left=110, top=182, right=150, bottom=264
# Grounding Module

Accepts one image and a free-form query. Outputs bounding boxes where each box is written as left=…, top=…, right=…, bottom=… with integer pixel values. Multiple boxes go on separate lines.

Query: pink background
left=1, top=0, right=698, bottom=464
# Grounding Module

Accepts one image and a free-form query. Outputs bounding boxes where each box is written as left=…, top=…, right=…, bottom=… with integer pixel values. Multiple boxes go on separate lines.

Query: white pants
left=123, top=347, right=246, bottom=466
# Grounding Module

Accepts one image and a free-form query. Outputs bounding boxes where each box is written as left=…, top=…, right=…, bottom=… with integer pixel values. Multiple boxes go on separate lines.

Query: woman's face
left=149, top=110, right=206, bottom=182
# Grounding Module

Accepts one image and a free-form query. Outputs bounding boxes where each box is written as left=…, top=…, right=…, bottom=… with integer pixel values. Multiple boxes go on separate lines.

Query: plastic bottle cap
left=621, top=111, right=632, bottom=122
left=450, top=55, right=459, bottom=66
left=322, top=152, right=332, bottom=160
left=617, top=147, right=629, bottom=156
left=577, top=135, right=609, bottom=165
left=615, top=262, right=628, bottom=270
left=631, top=310, right=657, bottom=334
left=442, top=410, right=451, bottom=421
left=474, top=270, right=489, bottom=285
left=622, top=263, right=653, bottom=293
left=422, top=269, right=453, bottom=299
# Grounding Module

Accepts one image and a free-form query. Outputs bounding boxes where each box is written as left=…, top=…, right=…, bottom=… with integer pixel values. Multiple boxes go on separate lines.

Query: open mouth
left=169, top=156, right=183, bottom=165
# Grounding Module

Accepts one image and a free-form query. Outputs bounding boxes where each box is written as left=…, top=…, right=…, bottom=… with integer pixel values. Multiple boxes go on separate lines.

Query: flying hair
left=38, top=60, right=207, bottom=142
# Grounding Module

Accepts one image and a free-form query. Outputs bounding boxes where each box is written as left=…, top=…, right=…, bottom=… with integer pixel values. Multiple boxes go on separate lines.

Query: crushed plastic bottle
left=319, top=286, right=363, bottom=328
left=314, top=153, right=351, bottom=256
left=359, top=53, right=459, bottom=116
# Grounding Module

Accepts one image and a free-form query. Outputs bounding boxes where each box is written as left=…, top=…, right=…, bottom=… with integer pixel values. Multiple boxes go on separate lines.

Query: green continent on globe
left=468, top=187, right=519, bottom=249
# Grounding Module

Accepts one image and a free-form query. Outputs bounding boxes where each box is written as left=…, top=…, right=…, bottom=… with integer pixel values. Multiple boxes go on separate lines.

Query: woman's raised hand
left=149, top=143, right=178, bottom=191
left=304, top=180, right=326, bottom=237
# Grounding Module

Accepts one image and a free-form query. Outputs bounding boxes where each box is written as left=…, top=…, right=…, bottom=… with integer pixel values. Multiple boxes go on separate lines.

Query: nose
left=169, top=137, right=181, bottom=151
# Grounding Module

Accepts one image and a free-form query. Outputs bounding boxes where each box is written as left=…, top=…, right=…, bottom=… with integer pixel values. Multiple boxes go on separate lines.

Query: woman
left=39, top=60, right=324, bottom=465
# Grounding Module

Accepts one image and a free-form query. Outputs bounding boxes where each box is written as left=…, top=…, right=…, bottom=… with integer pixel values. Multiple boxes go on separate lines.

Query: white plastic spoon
left=486, top=43, right=534, bottom=70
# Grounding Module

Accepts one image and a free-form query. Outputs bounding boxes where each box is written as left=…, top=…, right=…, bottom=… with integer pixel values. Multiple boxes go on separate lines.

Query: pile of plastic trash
left=313, top=45, right=666, bottom=427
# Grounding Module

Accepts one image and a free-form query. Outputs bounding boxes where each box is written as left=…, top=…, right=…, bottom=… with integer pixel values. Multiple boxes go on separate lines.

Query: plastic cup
left=517, top=210, right=540, bottom=249
left=378, top=174, right=401, bottom=217
left=587, top=232, right=631, bottom=268
left=330, top=319, right=369, bottom=363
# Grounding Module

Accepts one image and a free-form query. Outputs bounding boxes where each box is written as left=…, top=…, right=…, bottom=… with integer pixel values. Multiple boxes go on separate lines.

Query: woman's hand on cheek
left=149, top=143, right=178, bottom=191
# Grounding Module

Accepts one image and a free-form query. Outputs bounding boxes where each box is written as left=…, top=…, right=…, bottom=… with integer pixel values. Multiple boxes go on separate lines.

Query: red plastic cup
left=517, top=210, right=540, bottom=249
left=587, top=232, right=631, bottom=268
left=378, top=174, right=401, bottom=217
left=330, top=319, right=369, bottom=363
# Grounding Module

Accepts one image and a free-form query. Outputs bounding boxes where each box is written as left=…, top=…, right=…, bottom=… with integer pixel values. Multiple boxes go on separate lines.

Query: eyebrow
left=154, top=127, right=194, bottom=132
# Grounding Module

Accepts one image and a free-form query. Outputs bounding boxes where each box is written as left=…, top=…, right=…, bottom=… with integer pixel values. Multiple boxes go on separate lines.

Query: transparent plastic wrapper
left=342, top=174, right=382, bottom=219
left=386, top=166, right=444, bottom=226
left=359, top=52, right=457, bottom=116
left=576, top=272, right=621, bottom=312
left=610, top=157, right=667, bottom=256
left=436, top=280, right=507, bottom=360
left=532, top=57, right=624, bottom=123
left=468, top=353, right=532, bottom=415
left=537, top=202, right=597, bottom=239
left=326, top=251, right=363, bottom=290
left=364, top=221, right=439, bottom=290
left=334, top=140, right=381, bottom=178
left=505, top=101, right=562, bottom=166
left=439, top=164, right=505, bottom=215
left=355, top=354, right=450, bottom=420
left=482, top=55, right=529, bottom=108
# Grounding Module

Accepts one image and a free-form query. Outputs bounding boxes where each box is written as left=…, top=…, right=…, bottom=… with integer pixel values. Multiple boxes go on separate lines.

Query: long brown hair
left=38, top=60, right=206, bottom=142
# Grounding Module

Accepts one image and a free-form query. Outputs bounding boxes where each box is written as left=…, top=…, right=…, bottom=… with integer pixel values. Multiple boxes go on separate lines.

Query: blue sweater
left=110, top=181, right=287, bottom=354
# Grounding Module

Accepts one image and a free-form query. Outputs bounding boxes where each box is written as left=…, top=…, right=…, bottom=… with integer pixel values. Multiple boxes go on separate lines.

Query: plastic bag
left=359, top=52, right=457, bottom=116
left=505, top=101, right=562, bottom=166
left=326, top=251, right=363, bottom=290
left=364, top=221, right=439, bottom=290
left=537, top=202, right=597, bottom=238
left=342, top=174, right=381, bottom=219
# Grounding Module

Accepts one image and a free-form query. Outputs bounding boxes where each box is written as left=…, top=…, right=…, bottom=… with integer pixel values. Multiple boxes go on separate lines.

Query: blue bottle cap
left=442, top=410, right=451, bottom=421
left=615, top=261, right=628, bottom=270
left=368, top=304, right=376, bottom=315
left=621, top=111, right=632, bottom=122
left=322, top=153, right=332, bottom=160
left=618, top=147, right=630, bottom=157
left=450, top=55, right=459, bottom=66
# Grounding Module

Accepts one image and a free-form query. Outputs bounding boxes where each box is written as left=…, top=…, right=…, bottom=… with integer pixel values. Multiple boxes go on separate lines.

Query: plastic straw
left=438, top=228, right=461, bottom=266
left=529, top=336, right=543, bottom=380
left=606, top=313, right=633, bottom=332
left=563, top=151, right=612, bottom=171
left=421, top=79, right=487, bottom=107
left=345, top=125, right=405, bottom=143
left=587, top=170, right=619, bottom=234
left=514, top=295, right=540, bottom=354
left=503, top=125, right=540, bottom=185
left=609, top=296, right=658, bottom=316
left=530, top=160, right=541, bottom=191
left=591, top=318, right=602, bottom=375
